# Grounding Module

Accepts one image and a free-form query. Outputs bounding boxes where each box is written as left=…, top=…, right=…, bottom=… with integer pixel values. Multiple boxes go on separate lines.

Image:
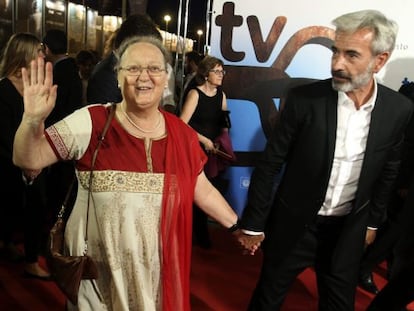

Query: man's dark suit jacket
left=241, top=78, right=414, bottom=269
left=46, top=57, right=83, bottom=127
left=87, top=52, right=122, bottom=105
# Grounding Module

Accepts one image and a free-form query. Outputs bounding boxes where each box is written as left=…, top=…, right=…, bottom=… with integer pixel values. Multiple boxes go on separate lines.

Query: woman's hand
left=202, top=137, right=215, bottom=152
left=21, top=57, right=57, bottom=126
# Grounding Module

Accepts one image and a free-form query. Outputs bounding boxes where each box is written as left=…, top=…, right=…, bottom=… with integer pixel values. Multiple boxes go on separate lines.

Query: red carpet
left=1, top=225, right=413, bottom=310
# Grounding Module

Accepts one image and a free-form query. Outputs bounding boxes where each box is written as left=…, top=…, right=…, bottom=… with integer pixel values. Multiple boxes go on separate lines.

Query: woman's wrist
left=227, top=220, right=240, bottom=233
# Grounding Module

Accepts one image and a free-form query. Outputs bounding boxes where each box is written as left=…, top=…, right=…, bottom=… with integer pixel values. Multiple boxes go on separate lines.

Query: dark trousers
left=23, top=171, right=47, bottom=263
left=360, top=195, right=405, bottom=277
left=367, top=195, right=414, bottom=311
left=248, top=216, right=356, bottom=311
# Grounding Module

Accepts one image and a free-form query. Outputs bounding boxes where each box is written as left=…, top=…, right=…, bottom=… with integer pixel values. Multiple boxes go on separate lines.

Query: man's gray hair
left=332, top=10, right=398, bottom=55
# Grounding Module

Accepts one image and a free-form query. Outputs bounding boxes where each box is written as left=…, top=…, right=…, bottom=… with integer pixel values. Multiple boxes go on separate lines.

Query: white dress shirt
left=318, top=83, right=377, bottom=216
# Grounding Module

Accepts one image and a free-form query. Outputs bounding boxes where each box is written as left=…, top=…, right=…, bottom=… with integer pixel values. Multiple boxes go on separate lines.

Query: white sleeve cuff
left=242, top=229, right=264, bottom=235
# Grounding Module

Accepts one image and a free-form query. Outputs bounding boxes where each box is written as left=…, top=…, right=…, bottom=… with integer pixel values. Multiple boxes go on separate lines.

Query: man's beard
left=332, top=60, right=375, bottom=93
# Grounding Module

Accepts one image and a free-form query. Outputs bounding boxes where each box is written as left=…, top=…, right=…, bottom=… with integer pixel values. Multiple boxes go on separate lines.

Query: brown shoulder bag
left=47, top=104, right=115, bottom=305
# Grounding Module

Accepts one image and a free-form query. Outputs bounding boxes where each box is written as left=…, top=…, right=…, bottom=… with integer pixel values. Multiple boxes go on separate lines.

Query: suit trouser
left=248, top=216, right=356, bottom=311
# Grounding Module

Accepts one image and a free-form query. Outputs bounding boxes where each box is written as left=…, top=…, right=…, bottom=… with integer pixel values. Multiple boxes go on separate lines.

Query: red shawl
left=161, top=111, right=207, bottom=310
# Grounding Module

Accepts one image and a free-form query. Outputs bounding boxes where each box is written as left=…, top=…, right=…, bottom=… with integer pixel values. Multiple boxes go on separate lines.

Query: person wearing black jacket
left=365, top=82, right=414, bottom=311
left=42, top=29, right=83, bottom=221
left=358, top=81, right=414, bottom=295
left=236, top=10, right=414, bottom=310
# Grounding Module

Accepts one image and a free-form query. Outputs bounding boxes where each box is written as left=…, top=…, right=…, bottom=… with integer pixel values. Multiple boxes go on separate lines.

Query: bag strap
left=57, top=104, right=116, bottom=217
left=56, top=171, right=76, bottom=219
left=84, top=103, right=116, bottom=253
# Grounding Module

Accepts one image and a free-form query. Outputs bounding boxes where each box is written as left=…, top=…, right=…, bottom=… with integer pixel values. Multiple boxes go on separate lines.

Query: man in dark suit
left=42, top=29, right=83, bottom=126
left=365, top=83, right=414, bottom=311
left=42, top=29, right=83, bottom=218
left=366, top=180, right=414, bottom=310
left=358, top=81, right=414, bottom=295
left=236, top=10, right=414, bottom=310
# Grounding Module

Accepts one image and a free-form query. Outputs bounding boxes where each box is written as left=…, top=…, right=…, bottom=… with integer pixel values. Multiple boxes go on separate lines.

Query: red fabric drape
left=160, top=111, right=207, bottom=310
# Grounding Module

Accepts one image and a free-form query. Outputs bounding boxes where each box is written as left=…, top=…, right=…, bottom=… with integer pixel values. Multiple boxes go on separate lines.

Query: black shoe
left=358, top=272, right=379, bottom=294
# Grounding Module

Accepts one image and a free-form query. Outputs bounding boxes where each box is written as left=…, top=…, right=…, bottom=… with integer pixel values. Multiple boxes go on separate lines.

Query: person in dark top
left=42, top=29, right=83, bottom=223
left=180, top=55, right=230, bottom=248
left=178, top=51, right=203, bottom=114
left=365, top=81, right=414, bottom=311
left=43, top=29, right=83, bottom=126
left=75, top=50, right=96, bottom=106
left=358, top=81, right=414, bottom=295
left=0, top=33, right=50, bottom=279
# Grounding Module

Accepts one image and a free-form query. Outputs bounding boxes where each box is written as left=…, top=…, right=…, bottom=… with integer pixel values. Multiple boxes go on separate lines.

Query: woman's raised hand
left=21, top=57, right=57, bottom=125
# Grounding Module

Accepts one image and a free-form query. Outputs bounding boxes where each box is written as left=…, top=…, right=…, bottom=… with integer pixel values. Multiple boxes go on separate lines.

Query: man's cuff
left=242, top=229, right=264, bottom=236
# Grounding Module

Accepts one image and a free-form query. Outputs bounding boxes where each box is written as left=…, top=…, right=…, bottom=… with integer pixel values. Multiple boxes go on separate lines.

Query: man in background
left=42, top=29, right=82, bottom=221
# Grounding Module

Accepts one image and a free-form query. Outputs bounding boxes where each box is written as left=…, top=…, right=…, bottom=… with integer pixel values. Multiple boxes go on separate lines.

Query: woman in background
left=180, top=55, right=230, bottom=248
left=0, top=33, right=50, bottom=279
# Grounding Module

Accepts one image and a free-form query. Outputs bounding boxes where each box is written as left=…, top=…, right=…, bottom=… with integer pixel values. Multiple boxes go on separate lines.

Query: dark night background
left=82, top=0, right=208, bottom=40
left=147, top=0, right=207, bottom=40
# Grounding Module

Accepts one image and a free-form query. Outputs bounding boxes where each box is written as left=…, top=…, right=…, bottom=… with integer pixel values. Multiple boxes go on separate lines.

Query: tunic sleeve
left=45, top=106, right=93, bottom=160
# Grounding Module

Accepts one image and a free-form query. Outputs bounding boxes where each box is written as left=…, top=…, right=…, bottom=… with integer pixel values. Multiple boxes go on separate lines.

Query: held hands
left=233, top=230, right=265, bottom=255
left=21, top=57, right=57, bottom=125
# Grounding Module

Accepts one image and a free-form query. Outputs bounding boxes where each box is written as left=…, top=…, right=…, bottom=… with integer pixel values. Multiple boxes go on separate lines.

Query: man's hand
left=233, top=230, right=265, bottom=255
left=365, top=228, right=377, bottom=248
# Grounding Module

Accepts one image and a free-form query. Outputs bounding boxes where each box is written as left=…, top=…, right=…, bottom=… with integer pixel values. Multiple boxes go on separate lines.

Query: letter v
left=247, top=16, right=287, bottom=62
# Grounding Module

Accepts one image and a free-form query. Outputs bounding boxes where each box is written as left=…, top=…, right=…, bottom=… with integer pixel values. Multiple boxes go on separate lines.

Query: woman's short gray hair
left=332, top=10, right=398, bottom=56
left=114, top=35, right=172, bottom=72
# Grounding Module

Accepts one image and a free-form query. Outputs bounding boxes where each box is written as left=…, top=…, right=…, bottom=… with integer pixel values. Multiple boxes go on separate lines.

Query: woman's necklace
left=121, top=104, right=162, bottom=133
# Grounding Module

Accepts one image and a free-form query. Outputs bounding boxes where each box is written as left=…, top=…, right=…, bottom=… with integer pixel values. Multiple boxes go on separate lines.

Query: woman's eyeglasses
left=119, top=65, right=166, bottom=77
left=209, top=69, right=226, bottom=76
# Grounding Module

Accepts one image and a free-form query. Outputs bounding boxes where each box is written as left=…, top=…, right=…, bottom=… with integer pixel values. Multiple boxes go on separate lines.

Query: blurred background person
left=358, top=80, right=414, bottom=295
left=183, top=51, right=203, bottom=99
left=42, top=29, right=83, bottom=229
left=75, top=50, right=96, bottom=106
left=42, top=29, right=83, bottom=126
left=0, top=32, right=50, bottom=279
left=366, top=122, right=414, bottom=310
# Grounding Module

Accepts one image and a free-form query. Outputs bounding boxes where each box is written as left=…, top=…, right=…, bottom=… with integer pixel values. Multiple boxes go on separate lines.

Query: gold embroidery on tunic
left=78, top=171, right=164, bottom=193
